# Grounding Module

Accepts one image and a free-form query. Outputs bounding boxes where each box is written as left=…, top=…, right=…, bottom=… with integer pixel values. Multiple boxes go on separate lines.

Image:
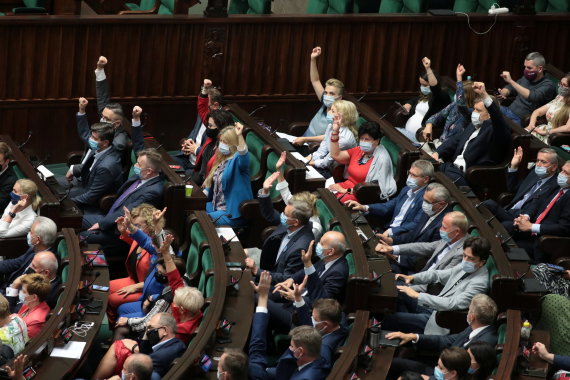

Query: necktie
left=535, top=189, right=564, bottom=225
left=108, top=180, right=141, bottom=214
left=511, top=180, right=542, bottom=210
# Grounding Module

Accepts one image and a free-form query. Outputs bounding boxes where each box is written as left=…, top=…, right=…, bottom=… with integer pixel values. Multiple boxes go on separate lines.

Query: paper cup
left=185, top=185, right=193, bottom=197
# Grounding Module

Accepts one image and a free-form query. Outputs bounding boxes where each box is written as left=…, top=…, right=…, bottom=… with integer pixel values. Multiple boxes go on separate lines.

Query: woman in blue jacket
left=204, top=122, right=253, bottom=228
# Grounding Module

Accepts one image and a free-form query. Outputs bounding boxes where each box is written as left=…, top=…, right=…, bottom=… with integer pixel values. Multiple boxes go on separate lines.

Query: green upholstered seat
left=536, top=294, right=570, bottom=356
left=191, top=222, right=206, bottom=247
left=187, top=241, right=200, bottom=278
left=246, top=131, right=264, bottom=178
left=12, top=165, right=25, bottom=180
left=198, top=248, right=213, bottom=294
left=125, top=0, right=156, bottom=10
left=345, top=252, right=356, bottom=276
left=380, top=136, right=400, bottom=175
left=485, top=254, right=498, bottom=284
left=58, top=239, right=68, bottom=260
left=316, top=199, right=335, bottom=231
left=354, top=0, right=381, bottom=12
left=62, top=265, right=69, bottom=282
left=453, top=0, right=495, bottom=13
left=157, top=0, right=175, bottom=14
left=307, top=0, right=353, bottom=13
left=535, top=0, right=570, bottom=12
left=379, top=0, right=424, bottom=13
left=229, top=0, right=271, bottom=14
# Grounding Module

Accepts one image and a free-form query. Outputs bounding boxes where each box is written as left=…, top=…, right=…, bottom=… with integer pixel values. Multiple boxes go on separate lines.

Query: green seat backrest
left=380, top=136, right=399, bottom=174
left=229, top=0, right=271, bottom=13
left=553, top=146, right=570, bottom=162
left=23, top=0, right=41, bottom=7
left=202, top=248, right=214, bottom=272
left=246, top=131, right=265, bottom=177
left=470, top=228, right=480, bottom=237
left=265, top=151, right=280, bottom=199
left=379, top=0, right=424, bottom=13
left=345, top=252, right=356, bottom=276
left=157, top=0, right=174, bottom=14
left=12, top=166, right=25, bottom=180
left=205, top=276, right=214, bottom=298
left=545, top=71, right=561, bottom=88
left=58, top=239, right=68, bottom=260
left=497, top=322, right=507, bottom=344
left=332, top=225, right=343, bottom=233
left=453, top=0, right=495, bottom=12
left=62, top=265, right=69, bottom=283
left=316, top=199, right=335, bottom=231
left=356, top=116, right=367, bottom=129
left=191, top=222, right=206, bottom=247
left=535, top=0, right=570, bottom=12
left=307, top=0, right=353, bottom=13
left=452, top=204, right=465, bottom=213
left=485, top=255, right=498, bottom=284
left=125, top=0, right=156, bottom=10
left=187, top=244, right=200, bottom=276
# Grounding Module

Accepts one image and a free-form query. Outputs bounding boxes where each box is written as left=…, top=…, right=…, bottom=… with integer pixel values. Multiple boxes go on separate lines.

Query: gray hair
left=538, top=148, right=559, bottom=165
left=426, top=183, right=451, bottom=203
left=447, top=211, right=469, bottom=234
left=157, top=312, right=177, bottom=334
left=288, top=199, right=312, bottom=225
left=525, top=52, right=546, bottom=68
left=411, top=159, right=435, bottom=179
left=33, top=216, right=57, bottom=246
left=469, top=294, right=498, bottom=326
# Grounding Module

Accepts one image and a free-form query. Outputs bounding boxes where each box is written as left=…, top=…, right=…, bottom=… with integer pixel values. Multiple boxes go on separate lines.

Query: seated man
left=498, top=52, right=557, bottom=124
left=14, top=273, right=50, bottom=338
left=386, top=294, right=498, bottom=380
left=217, top=348, right=248, bottom=380
left=94, top=313, right=186, bottom=379
left=376, top=211, right=468, bottom=276
left=381, top=237, right=490, bottom=335
left=245, top=199, right=314, bottom=284
left=432, top=82, right=511, bottom=187
left=346, top=159, right=434, bottom=241
left=81, top=148, right=164, bottom=249
left=248, top=271, right=330, bottom=380
left=512, top=160, right=570, bottom=263
left=66, top=123, right=123, bottom=212
left=483, top=147, right=559, bottom=224
left=0, top=142, right=17, bottom=212
left=116, top=353, right=155, bottom=380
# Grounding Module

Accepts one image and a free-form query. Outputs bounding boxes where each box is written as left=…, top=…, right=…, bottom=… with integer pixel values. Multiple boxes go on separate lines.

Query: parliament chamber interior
left=0, top=0, right=570, bottom=379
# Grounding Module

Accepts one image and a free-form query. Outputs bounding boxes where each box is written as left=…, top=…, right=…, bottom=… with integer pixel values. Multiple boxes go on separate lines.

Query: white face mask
left=19, top=291, right=27, bottom=304
left=471, top=111, right=482, bottom=126
left=422, top=200, right=436, bottom=217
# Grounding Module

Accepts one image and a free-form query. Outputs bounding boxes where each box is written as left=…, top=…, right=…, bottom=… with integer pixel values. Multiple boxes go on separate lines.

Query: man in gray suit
left=376, top=211, right=468, bottom=275
left=381, top=236, right=490, bottom=335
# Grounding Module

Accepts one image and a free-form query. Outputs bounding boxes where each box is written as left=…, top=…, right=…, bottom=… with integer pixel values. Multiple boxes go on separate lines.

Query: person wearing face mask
left=329, top=120, right=396, bottom=202
left=482, top=147, right=559, bottom=226
left=346, top=160, right=433, bottom=241
left=93, top=313, right=186, bottom=379
left=81, top=148, right=164, bottom=253
left=0, top=179, right=40, bottom=238
left=512, top=160, right=570, bottom=263
left=381, top=237, right=490, bottom=336
left=0, top=142, right=16, bottom=212
left=466, top=341, right=497, bottom=380
left=14, top=274, right=50, bottom=339
left=217, top=349, right=248, bottom=380
left=245, top=199, right=314, bottom=285
left=291, top=46, right=345, bottom=145
left=248, top=271, right=330, bottom=380
left=397, top=57, right=450, bottom=144
left=526, top=73, right=570, bottom=142
left=432, top=82, right=511, bottom=187
left=431, top=347, right=471, bottom=380
left=203, top=123, right=253, bottom=228
left=376, top=210, right=467, bottom=277
left=385, top=294, right=498, bottom=380
left=112, top=353, right=154, bottom=380
left=0, top=295, right=27, bottom=357
left=498, top=52, right=557, bottom=124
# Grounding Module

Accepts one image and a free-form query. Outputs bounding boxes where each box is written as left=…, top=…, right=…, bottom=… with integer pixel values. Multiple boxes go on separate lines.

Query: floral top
left=0, top=315, right=28, bottom=355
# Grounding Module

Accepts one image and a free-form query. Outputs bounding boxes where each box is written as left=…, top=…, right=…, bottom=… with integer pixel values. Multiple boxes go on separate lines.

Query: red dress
left=18, top=302, right=50, bottom=339
left=335, top=146, right=373, bottom=203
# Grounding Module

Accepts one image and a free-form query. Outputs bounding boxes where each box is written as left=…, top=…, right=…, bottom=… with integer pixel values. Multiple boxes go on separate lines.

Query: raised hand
left=203, top=79, right=213, bottom=88
left=332, top=113, right=342, bottom=132
left=159, top=234, right=174, bottom=256
left=472, top=82, right=487, bottom=95
left=311, top=47, right=322, bottom=59
left=456, top=64, right=466, bottom=79
left=96, top=56, right=108, bottom=70
left=511, top=146, right=523, bottom=169
left=79, top=97, right=88, bottom=113
left=422, top=57, right=431, bottom=70
left=235, top=122, right=244, bottom=136
left=301, top=240, right=314, bottom=266
left=262, top=172, right=280, bottom=193
left=275, top=151, right=287, bottom=171
left=132, top=106, right=143, bottom=121
left=500, top=71, right=512, bottom=83
left=293, top=275, right=308, bottom=302
left=153, top=207, right=167, bottom=225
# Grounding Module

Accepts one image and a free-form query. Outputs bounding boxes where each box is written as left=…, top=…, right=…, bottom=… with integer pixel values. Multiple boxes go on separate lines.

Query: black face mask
left=205, top=128, right=219, bottom=139
left=147, top=328, right=162, bottom=346
left=154, top=272, right=168, bottom=284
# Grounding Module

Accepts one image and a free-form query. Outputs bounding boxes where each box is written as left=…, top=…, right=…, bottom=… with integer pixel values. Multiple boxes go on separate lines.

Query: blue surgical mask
left=420, top=85, right=431, bottom=95
left=359, top=141, right=373, bottom=153
left=406, top=176, right=418, bottom=190
left=462, top=259, right=477, bottom=273
left=468, top=367, right=478, bottom=374
left=422, top=200, right=436, bottom=217
left=534, top=165, right=548, bottom=178
left=88, top=138, right=99, bottom=150
left=315, top=243, right=325, bottom=260
left=439, top=230, right=451, bottom=242
left=471, top=111, right=482, bottom=126
left=280, top=212, right=289, bottom=228
left=558, top=172, right=569, bottom=188
left=433, top=367, right=445, bottom=380
left=9, top=191, right=20, bottom=205
left=325, top=113, right=334, bottom=125
left=218, top=142, right=231, bottom=156
left=133, top=166, right=142, bottom=178
left=323, top=95, right=336, bottom=108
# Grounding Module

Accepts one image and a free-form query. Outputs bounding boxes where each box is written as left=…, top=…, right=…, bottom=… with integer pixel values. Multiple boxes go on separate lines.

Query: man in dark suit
left=512, top=160, right=570, bottom=263
left=346, top=159, right=434, bottom=241
left=249, top=272, right=330, bottom=380
left=245, top=199, right=315, bottom=284
left=217, top=348, right=248, bottom=380
left=483, top=147, right=559, bottom=224
left=385, top=294, right=498, bottom=379
left=66, top=123, right=123, bottom=212
left=81, top=148, right=164, bottom=248
left=0, top=143, right=17, bottom=212
left=432, top=82, right=511, bottom=186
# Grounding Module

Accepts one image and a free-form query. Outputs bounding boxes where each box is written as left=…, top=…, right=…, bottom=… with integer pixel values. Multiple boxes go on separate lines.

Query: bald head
left=124, top=353, right=154, bottom=380
left=31, top=251, right=58, bottom=280
left=319, top=231, right=346, bottom=262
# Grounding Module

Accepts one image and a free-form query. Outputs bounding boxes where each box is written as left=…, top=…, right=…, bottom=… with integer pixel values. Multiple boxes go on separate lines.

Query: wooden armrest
left=539, top=235, right=570, bottom=263
left=307, top=142, right=321, bottom=154
left=548, top=132, right=570, bottom=148
left=67, top=150, right=84, bottom=166
left=288, top=122, right=309, bottom=137
left=553, top=257, right=570, bottom=270
left=435, top=310, right=469, bottom=334
left=98, top=194, right=117, bottom=214
left=261, top=226, right=277, bottom=242
left=497, top=192, right=514, bottom=207
left=353, top=182, right=381, bottom=205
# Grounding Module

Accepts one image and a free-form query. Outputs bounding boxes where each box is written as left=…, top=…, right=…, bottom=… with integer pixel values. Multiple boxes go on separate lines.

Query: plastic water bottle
left=521, top=320, right=532, bottom=346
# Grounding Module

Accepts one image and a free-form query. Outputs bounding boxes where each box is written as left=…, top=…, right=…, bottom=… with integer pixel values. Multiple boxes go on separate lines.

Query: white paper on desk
left=216, top=227, right=239, bottom=242
left=50, top=341, right=86, bottom=359
left=290, top=152, right=310, bottom=164
left=276, top=132, right=307, bottom=146
left=36, top=165, right=54, bottom=179
left=305, top=165, right=324, bottom=179
left=324, top=176, right=336, bottom=188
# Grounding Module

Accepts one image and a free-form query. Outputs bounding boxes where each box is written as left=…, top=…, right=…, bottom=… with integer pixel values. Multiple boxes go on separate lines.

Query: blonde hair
left=551, top=73, right=570, bottom=129
left=204, top=125, right=239, bottom=188
left=0, top=295, right=9, bottom=319
left=290, top=191, right=318, bottom=218
left=16, top=179, right=41, bottom=211
left=332, top=100, right=358, bottom=138
left=325, top=78, right=345, bottom=96
left=174, top=287, right=204, bottom=315
left=130, top=203, right=164, bottom=236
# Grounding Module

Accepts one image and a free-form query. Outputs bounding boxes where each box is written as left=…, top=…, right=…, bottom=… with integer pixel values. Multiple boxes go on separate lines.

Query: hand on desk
left=376, top=231, right=393, bottom=245
left=395, top=273, right=414, bottom=284
left=396, top=285, right=419, bottom=299
left=385, top=331, right=416, bottom=346
left=532, top=342, right=554, bottom=364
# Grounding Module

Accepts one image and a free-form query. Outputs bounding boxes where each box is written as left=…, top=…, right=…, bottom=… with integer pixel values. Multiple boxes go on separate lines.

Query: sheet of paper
left=276, top=132, right=307, bottom=146
left=50, top=341, right=86, bottom=359
left=36, top=165, right=54, bottom=179
left=305, top=165, right=324, bottom=179
left=216, top=227, right=239, bottom=242
left=291, top=151, right=310, bottom=164
left=324, top=176, right=336, bottom=188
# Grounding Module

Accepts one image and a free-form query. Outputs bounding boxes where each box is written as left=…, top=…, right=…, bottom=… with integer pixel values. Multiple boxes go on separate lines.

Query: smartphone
left=546, top=263, right=566, bottom=273
left=200, top=354, right=212, bottom=372
left=22, top=367, right=36, bottom=380
left=92, top=285, right=110, bottom=292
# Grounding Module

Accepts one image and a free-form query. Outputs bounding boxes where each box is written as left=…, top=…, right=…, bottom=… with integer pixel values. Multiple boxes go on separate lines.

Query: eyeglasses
left=146, top=326, right=164, bottom=332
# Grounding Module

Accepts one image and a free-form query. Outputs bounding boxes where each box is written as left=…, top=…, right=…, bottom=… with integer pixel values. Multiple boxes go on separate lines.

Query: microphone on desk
left=79, top=271, right=101, bottom=299
left=496, top=232, right=514, bottom=251
left=83, top=251, right=101, bottom=269
left=211, top=213, right=232, bottom=225
left=33, top=153, right=51, bottom=172
left=18, top=131, right=33, bottom=150
left=360, top=233, right=375, bottom=245
left=154, top=143, right=164, bottom=151
left=351, top=211, right=366, bottom=224
left=416, top=133, right=431, bottom=152
left=249, top=105, right=267, bottom=117
left=222, top=230, right=241, bottom=249
left=373, top=269, right=392, bottom=284
left=83, top=271, right=101, bottom=289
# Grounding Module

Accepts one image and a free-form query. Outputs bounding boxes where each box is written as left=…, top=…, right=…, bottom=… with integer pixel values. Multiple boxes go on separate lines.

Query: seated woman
left=467, top=341, right=497, bottom=380
left=0, top=179, right=41, bottom=238
left=190, top=109, right=235, bottom=186
left=532, top=263, right=570, bottom=297
left=398, top=57, right=450, bottom=144
left=107, top=204, right=167, bottom=325
left=421, top=64, right=476, bottom=148
left=526, top=73, right=570, bottom=143
left=204, top=123, right=253, bottom=228
left=329, top=120, right=396, bottom=203
left=430, top=347, right=471, bottom=380
left=0, top=295, right=27, bottom=356
left=293, top=46, right=344, bottom=143
left=306, top=99, right=357, bottom=178
left=15, top=274, right=50, bottom=339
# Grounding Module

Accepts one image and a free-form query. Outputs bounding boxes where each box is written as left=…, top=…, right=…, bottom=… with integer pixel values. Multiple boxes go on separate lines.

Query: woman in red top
left=329, top=120, right=397, bottom=203
left=17, top=274, right=51, bottom=339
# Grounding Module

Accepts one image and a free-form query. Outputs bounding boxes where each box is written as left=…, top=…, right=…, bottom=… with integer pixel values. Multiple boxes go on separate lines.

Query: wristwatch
left=8, top=212, right=16, bottom=219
